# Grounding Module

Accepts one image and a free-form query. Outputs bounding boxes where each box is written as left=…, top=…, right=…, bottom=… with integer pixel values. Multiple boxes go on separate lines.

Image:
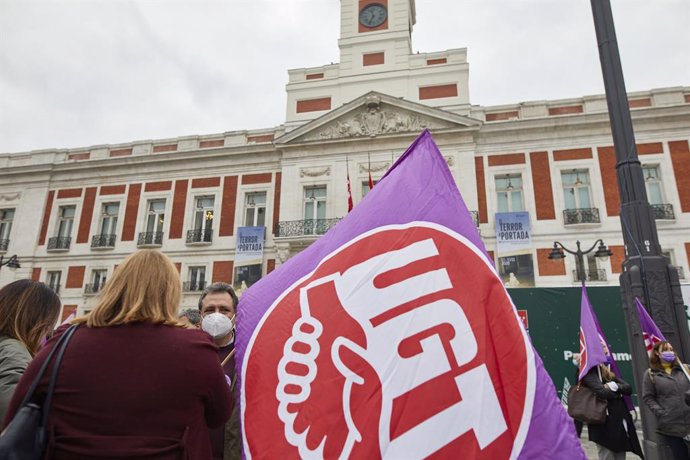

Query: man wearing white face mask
left=198, top=282, right=240, bottom=460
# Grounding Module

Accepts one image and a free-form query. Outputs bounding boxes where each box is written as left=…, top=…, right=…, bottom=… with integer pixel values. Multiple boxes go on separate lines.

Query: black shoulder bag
left=0, top=324, right=78, bottom=460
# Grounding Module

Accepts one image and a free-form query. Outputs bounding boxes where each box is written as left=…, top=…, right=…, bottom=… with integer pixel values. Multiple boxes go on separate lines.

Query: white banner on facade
left=495, top=212, right=531, bottom=256
left=236, top=226, right=265, bottom=264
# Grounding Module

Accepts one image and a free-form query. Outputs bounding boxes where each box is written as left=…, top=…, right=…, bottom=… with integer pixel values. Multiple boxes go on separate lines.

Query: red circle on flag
left=242, top=224, right=533, bottom=459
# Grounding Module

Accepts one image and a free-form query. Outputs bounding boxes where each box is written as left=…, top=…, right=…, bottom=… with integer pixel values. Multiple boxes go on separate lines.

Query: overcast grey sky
left=0, top=0, right=688, bottom=154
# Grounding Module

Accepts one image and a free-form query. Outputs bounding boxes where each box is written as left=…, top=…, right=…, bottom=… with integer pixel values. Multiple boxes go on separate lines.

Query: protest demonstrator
left=235, top=130, right=586, bottom=459
left=574, top=286, right=642, bottom=460
left=198, top=282, right=242, bottom=460
left=0, top=280, right=61, bottom=422
left=2, top=250, right=231, bottom=459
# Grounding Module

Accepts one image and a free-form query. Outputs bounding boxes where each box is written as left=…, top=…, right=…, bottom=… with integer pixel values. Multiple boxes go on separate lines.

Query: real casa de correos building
left=1, top=0, right=688, bottom=320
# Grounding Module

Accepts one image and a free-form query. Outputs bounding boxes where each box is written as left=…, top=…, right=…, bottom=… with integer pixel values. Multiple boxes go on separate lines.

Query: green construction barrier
left=507, top=286, right=637, bottom=404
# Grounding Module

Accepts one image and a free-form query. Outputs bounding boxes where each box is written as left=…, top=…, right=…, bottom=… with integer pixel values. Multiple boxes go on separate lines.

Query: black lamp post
left=590, top=1, right=690, bottom=458
left=0, top=254, right=21, bottom=271
left=548, top=240, right=612, bottom=282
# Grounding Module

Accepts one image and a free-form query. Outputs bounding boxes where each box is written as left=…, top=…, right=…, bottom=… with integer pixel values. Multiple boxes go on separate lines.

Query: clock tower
left=284, top=0, right=470, bottom=125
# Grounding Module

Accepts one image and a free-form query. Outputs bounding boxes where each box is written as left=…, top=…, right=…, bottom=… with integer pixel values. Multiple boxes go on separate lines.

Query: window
left=561, top=170, right=592, bottom=210
left=361, top=180, right=379, bottom=198
left=304, top=186, right=326, bottom=221
left=99, top=203, right=119, bottom=235
left=145, top=200, right=166, bottom=233
left=186, top=196, right=214, bottom=243
left=495, top=174, right=524, bottom=212
left=304, top=186, right=327, bottom=235
left=233, top=264, right=262, bottom=293
left=244, top=192, right=266, bottom=227
left=186, top=266, right=206, bottom=291
left=49, top=205, right=75, bottom=250
left=0, top=208, right=14, bottom=250
left=47, top=271, right=61, bottom=293
left=643, top=165, right=663, bottom=205
left=87, top=269, right=107, bottom=294
left=57, top=206, right=76, bottom=238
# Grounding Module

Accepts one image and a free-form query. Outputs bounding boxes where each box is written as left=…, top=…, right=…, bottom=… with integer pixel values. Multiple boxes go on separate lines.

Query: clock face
left=359, top=3, right=387, bottom=29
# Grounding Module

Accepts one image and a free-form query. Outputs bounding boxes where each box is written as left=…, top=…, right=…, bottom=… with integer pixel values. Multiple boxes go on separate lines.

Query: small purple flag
left=635, top=297, right=666, bottom=355
left=237, top=130, right=584, bottom=459
left=578, top=285, right=633, bottom=410
left=578, top=285, right=609, bottom=381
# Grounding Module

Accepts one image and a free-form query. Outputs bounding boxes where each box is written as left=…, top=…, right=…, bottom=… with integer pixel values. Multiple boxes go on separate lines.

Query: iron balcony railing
left=0, top=239, right=8, bottom=251
left=137, top=231, right=163, bottom=247
left=274, top=218, right=342, bottom=238
left=183, top=281, right=206, bottom=292
left=563, top=208, right=600, bottom=225
left=186, top=228, right=213, bottom=244
left=91, top=234, right=116, bottom=248
left=572, top=269, right=607, bottom=282
left=84, top=283, right=105, bottom=295
left=47, top=237, right=71, bottom=251
left=651, top=203, right=675, bottom=220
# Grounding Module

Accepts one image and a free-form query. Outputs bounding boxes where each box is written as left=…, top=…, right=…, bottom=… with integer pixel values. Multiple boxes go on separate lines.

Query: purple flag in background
left=635, top=297, right=666, bottom=355
left=578, top=285, right=609, bottom=381
left=579, top=285, right=633, bottom=410
left=236, top=130, right=584, bottom=459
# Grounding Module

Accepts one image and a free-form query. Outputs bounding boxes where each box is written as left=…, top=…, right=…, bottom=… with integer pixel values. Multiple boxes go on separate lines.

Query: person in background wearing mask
left=198, top=282, right=240, bottom=460
left=643, top=341, right=690, bottom=460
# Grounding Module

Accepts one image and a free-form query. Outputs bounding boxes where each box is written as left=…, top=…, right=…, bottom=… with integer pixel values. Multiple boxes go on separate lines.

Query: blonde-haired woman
left=3, top=250, right=231, bottom=459
left=0, top=279, right=61, bottom=422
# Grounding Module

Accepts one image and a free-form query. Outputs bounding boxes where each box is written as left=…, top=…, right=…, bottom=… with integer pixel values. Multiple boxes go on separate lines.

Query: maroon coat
left=3, top=322, right=231, bottom=460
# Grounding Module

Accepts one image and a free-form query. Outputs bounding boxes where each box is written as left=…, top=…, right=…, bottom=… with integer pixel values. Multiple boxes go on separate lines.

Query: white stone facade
left=0, top=0, right=689, bottom=319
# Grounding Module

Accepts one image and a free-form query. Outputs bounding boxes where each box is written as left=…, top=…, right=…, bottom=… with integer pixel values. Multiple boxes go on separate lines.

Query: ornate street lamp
left=0, top=254, right=21, bottom=271
left=548, top=240, right=612, bottom=282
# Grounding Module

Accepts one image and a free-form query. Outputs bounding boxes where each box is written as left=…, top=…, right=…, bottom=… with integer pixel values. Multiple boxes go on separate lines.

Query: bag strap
left=18, top=324, right=78, bottom=408
left=40, top=325, right=78, bottom=430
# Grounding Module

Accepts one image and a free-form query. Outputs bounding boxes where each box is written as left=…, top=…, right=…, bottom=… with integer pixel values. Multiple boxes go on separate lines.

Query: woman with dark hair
left=3, top=250, right=231, bottom=459
left=643, top=341, right=690, bottom=460
left=0, top=279, right=61, bottom=421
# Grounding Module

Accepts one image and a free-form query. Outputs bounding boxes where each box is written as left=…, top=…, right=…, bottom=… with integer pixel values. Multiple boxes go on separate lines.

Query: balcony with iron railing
left=137, top=231, right=163, bottom=247
left=651, top=203, right=675, bottom=220
left=186, top=228, right=213, bottom=245
left=0, top=239, right=8, bottom=252
left=91, top=234, right=116, bottom=249
left=47, top=237, right=71, bottom=251
left=563, top=208, right=600, bottom=225
left=183, top=281, right=206, bottom=292
left=572, top=269, right=607, bottom=282
left=83, top=283, right=105, bottom=295
left=274, top=218, right=342, bottom=238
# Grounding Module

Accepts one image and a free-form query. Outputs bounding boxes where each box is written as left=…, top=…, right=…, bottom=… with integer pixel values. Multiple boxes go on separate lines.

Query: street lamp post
left=548, top=239, right=613, bottom=282
left=590, top=1, right=690, bottom=458
left=0, top=254, right=21, bottom=271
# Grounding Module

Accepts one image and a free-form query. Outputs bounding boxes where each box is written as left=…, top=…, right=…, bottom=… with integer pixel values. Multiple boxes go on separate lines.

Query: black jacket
left=581, top=366, right=643, bottom=457
left=642, top=364, right=690, bottom=438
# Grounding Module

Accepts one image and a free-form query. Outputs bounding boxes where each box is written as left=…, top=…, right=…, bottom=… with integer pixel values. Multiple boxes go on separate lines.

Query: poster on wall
left=236, top=226, right=265, bottom=265
left=234, top=264, right=263, bottom=297
left=495, top=212, right=531, bottom=256
left=495, top=212, right=534, bottom=287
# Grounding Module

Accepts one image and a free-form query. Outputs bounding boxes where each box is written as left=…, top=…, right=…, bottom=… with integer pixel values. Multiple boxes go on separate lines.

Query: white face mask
left=201, top=312, right=233, bottom=340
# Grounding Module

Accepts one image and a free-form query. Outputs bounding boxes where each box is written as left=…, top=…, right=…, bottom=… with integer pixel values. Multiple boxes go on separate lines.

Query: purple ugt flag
left=635, top=297, right=666, bottom=355
left=236, top=130, right=584, bottom=460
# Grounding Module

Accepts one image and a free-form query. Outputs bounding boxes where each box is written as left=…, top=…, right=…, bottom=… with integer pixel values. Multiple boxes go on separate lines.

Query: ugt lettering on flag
left=236, top=130, right=584, bottom=459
